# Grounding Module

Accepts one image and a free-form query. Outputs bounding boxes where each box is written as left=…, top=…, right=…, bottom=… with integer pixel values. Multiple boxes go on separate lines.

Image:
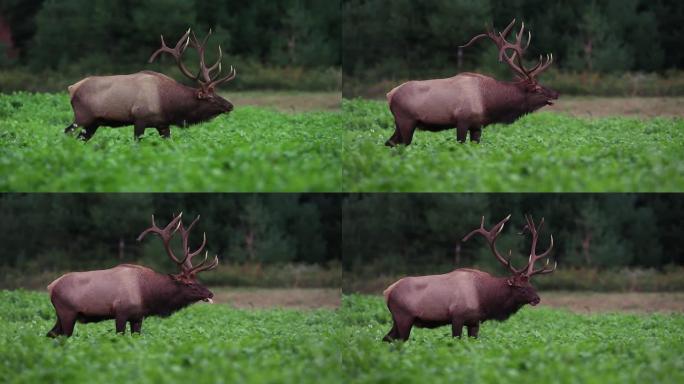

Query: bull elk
left=46, top=213, right=219, bottom=337
left=64, top=29, right=237, bottom=141
left=383, top=214, right=556, bottom=342
left=385, top=19, right=559, bottom=146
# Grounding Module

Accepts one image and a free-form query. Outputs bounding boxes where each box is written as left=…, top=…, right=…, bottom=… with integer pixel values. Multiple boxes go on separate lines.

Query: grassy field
left=0, top=290, right=343, bottom=383
left=0, top=92, right=341, bottom=192
left=341, top=294, right=684, bottom=384
left=342, top=99, right=684, bottom=192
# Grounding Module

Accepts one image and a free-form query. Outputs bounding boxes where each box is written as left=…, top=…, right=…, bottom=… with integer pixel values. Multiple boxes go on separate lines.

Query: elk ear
left=196, top=90, right=208, bottom=100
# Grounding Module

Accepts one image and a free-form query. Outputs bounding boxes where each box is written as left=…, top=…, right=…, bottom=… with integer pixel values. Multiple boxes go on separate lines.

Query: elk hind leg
left=46, top=319, right=63, bottom=338
left=156, top=126, right=171, bottom=139
left=385, top=120, right=403, bottom=147
left=76, top=125, right=99, bottom=141
left=382, top=318, right=400, bottom=342
left=394, top=314, right=414, bottom=341
left=59, top=311, right=77, bottom=337
left=64, top=123, right=79, bottom=134
left=397, top=118, right=417, bottom=146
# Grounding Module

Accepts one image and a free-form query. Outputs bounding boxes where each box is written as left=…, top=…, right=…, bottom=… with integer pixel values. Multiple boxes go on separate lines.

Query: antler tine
left=136, top=213, right=185, bottom=265
left=522, top=215, right=556, bottom=277
left=188, top=252, right=220, bottom=276
left=462, top=214, right=522, bottom=274
left=148, top=29, right=198, bottom=81
left=208, top=66, right=236, bottom=88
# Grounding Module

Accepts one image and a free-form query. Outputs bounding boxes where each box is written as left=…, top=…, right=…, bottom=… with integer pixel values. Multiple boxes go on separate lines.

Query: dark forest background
left=342, top=0, right=684, bottom=97
left=0, top=0, right=341, bottom=91
left=342, top=194, right=684, bottom=292
left=0, top=194, right=341, bottom=288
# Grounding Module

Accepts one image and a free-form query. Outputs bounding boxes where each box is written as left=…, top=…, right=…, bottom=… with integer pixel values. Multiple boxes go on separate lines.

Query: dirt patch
left=222, top=91, right=341, bottom=112
left=212, top=288, right=340, bottom=310
left=538, top=292, right=684, bottom=313
left=546, top=97, right=684, bottom=118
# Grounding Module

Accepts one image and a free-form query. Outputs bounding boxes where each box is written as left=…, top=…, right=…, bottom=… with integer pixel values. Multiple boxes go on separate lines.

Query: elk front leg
left=451, top=318, right=464, bottom=338
left=115, top=315, right=127, bottom=334
left=134, top=123, right=146, bottom=140
left=469, top=127, right=482, bottom=143
left=129, top=318, right=143, bottom=334
left=156, top=126, right=171, bottom=138
left=456, top=124, right=468, bottom=143
left=467, top=323, right=480, bottom=338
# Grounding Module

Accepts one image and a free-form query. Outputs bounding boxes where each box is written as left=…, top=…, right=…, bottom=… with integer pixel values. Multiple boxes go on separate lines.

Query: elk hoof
left=385, top=139, right=397, bottom=147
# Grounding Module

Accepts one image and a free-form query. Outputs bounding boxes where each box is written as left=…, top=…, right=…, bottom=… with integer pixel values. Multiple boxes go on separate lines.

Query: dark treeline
left=343, top=0, right=684, bottom=80
left=0, top=0, right=340, bottom=70
left=0, top=194, right=341, bottom=273
left=0, top=0, right=341, bottom=91
left=342, top=194, right=684, bottom=276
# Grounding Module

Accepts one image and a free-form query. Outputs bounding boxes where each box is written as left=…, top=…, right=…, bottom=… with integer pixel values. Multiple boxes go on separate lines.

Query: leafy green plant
left=340, top=294, right=684, bottom=384
left=342, top=99, right=684, bottom=192
left=0, top=290, right=344, bottom=383
left=0, top=92, right=342, bottom=192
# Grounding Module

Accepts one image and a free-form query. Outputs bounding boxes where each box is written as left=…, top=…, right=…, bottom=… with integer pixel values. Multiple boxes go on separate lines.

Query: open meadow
left=342, top=98, right=684, bottom=192
left=341, top=294, right=684, bottom=384
left=0, top=92, right=341, bottom=192
left=0, top=289, right=343, bottom=384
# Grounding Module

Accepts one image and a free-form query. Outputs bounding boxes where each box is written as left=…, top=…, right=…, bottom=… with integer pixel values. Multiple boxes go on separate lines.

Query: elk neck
left=480, top=79, right=534, bottom=124
left=476, top=276, right=527, bottom=321
left=139, top=272, right=198, bottom=317
left=159, top=82, right=224, bottom=127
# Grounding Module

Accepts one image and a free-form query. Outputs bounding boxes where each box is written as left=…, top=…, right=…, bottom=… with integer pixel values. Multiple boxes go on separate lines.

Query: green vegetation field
left=342, top=99, right=684, bottom=191
left=0, top=92, right=341, bottom=192
left=341, top=295, right=684, bottom=384
left=0, top=290, right=342, bottom=383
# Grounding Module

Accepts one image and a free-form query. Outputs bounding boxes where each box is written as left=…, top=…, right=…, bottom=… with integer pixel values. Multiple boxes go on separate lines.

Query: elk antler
left=137, top=213, right=219, bottom=278
left=137, top=212, right=186, bottom=265
left=462, top=214, right=523, bottom=274
left=148, top=29, right=198, bottom=82
left=149, top=28, right=237, bottom=90
left=460, top=19, right=554, bottom=81
left=519, top=214, right=556, bottom=277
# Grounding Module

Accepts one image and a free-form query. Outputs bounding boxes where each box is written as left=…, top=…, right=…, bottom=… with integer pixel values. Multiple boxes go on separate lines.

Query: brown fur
left=46, top=264, right=213, bottom=337
left=64, top=71, right=234, bottom=141
left=385, top=73, right=559, bottom=146
left=383, top=269, right=540, bottom=342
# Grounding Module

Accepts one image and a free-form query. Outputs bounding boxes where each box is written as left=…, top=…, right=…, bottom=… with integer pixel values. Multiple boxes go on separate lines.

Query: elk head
left=149, top=29, right=237, bottom=114
left=462, top=214, right=556, bottom=306
left=460, top=19, right=559, bottom=110
left=137, top=212, right=219, bottom=303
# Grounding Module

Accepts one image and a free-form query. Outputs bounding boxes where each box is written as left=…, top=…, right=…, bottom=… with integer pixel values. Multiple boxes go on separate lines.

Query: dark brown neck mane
left=477, top=277, right=526, bottom=321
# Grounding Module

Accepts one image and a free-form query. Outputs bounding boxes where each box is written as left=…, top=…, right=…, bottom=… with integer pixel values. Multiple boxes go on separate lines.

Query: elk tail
left=383, top=280, right=402, bottom=304
left=67, top=78, right=89, bottom=98
left=47, top=276, right=65, bottom=293
left=386, top=84, right=402, bottom=104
